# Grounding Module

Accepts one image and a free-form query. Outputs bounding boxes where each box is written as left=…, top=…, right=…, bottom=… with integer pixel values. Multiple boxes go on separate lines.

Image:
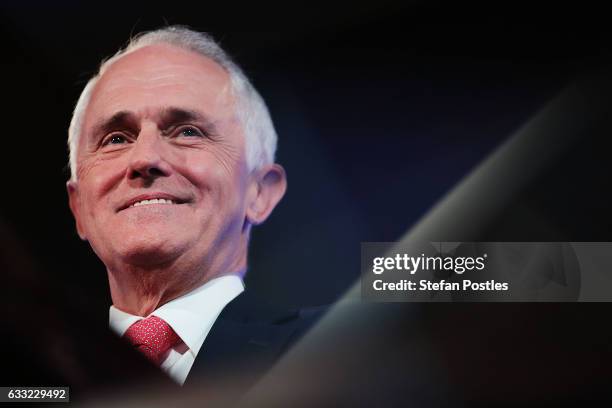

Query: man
left=66, top=26, right=315, bottom=389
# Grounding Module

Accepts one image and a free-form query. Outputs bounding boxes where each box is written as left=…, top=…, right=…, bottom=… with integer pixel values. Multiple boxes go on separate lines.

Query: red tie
left=123, top=316, right=180, bottom=365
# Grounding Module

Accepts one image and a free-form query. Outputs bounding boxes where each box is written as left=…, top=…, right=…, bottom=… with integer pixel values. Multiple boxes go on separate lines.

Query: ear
left=246, top=164, right=287, bottom=226
left=66, top=180, right=87, bottom=240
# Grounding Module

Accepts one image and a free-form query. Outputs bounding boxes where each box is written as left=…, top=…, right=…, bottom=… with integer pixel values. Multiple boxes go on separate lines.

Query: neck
left=107, top=254, right=246, bottom=316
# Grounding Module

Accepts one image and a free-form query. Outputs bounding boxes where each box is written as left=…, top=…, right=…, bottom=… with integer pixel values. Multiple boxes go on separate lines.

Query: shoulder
left=222, top=290, right=326, bottom=328
left=211, top=291, right=326, bottom=356
left=185, top=290, right=326, bottom=389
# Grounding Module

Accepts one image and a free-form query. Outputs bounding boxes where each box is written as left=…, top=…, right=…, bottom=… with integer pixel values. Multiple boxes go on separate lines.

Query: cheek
left=77, top=160, right=125, bottom=214
left=79, top=152, right=127, bottom=189
left=181, top=153, right=247, bottom=207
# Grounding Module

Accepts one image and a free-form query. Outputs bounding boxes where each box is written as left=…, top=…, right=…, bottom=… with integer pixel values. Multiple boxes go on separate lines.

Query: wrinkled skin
left=67, top=44, right=286, bottom=315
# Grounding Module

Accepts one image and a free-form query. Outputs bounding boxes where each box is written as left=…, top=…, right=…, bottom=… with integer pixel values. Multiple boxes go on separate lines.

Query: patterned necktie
left=123, top=316, right=180, bottom=365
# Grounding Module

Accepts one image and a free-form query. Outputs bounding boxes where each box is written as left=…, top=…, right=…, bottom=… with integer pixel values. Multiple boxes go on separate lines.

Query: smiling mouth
left=118, top=194, right=188, bottom=212
left=129, top=198, right=176, bottom=208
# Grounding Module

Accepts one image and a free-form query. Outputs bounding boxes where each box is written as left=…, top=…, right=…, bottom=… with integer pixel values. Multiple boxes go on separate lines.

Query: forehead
left=84, top=43, right=234, bottom=127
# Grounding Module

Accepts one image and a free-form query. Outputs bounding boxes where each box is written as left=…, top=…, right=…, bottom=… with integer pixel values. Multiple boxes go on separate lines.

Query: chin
left=114, top=237, right=185, bottom=267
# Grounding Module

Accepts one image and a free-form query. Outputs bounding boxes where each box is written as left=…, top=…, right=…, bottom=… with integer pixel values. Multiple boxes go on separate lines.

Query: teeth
left=130, top=198, right=175, bottom=208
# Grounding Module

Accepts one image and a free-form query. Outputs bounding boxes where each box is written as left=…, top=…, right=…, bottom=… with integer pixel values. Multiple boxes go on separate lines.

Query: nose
left=126, top=126, right=171, bottom=181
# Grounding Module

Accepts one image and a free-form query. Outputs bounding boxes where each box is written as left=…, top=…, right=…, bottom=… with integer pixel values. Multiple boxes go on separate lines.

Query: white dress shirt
left=109, top=274, right=244, bottom=385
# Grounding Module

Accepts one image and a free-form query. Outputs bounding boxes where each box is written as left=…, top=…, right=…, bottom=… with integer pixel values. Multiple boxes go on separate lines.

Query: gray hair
left=67, top=26, right=278, bottom=181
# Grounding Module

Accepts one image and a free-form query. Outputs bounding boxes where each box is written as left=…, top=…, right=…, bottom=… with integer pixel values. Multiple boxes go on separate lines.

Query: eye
left=102, top=133, right=128, bottom=146
left=177, top=126, right=204, bottom=138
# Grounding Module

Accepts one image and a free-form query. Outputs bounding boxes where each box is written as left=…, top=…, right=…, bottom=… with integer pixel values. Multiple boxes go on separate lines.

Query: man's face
left=68, top=44, right=252, bottom=272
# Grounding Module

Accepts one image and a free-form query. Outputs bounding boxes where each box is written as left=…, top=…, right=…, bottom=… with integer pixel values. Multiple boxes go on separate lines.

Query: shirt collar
left=109, top=274, right=244, bottom=357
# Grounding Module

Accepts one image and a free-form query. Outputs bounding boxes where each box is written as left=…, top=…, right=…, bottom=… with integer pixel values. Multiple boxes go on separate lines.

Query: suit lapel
left=184, top=291, right=299, bottom=388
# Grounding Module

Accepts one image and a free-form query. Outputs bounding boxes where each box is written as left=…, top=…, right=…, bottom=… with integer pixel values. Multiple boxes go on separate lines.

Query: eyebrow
left=91, top=111, right=139, bottom=140
left=159, top=107, right=218, bottom=134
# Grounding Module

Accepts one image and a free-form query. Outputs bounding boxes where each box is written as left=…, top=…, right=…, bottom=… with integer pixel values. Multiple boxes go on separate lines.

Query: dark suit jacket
left=183, top=290, right=323, bottom=400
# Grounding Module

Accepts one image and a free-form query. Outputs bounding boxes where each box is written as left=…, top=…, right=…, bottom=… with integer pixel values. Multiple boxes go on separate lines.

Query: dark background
left=2, top=3, right=610, bottom=310
left=1, top=2, right=612, bottom=404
